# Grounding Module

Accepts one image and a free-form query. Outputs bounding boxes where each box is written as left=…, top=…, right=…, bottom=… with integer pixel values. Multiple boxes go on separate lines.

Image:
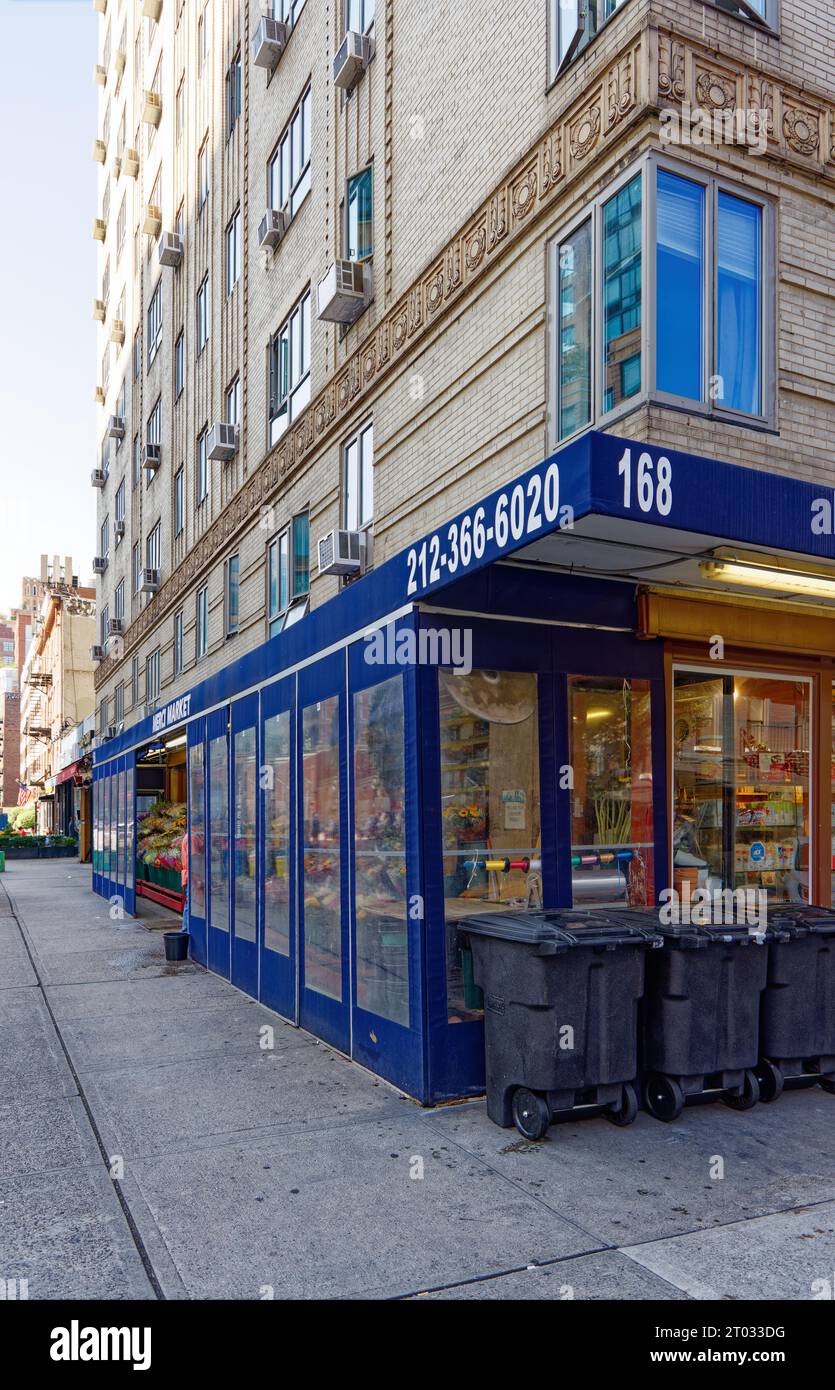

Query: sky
left=0, top=0, right=97, bottom=613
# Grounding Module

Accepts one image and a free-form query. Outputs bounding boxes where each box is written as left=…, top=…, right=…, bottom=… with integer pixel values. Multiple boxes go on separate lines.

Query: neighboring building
left=20, top=560, right=96, bottom=833
left=91, top=3, right=835, bottom=1102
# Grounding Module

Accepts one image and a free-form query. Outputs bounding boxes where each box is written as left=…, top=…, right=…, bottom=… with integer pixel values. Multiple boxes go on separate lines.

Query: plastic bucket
left=163, top=931, right=189, bottom=962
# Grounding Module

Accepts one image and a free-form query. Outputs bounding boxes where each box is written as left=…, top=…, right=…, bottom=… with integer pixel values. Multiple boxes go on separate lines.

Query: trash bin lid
left=458, top=913, right=566, bottom=950
left=468, top=908, right=662, bottom=950
left=766, top=904, right=835, bottom=939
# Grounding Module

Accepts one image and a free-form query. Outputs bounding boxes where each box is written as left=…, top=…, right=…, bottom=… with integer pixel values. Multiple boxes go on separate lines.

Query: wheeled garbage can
left=756, top=905, right=835, bottom=1101
left=642, top=920, right=773, bottom=1120
left=461, top=911, right=661, bottom=1140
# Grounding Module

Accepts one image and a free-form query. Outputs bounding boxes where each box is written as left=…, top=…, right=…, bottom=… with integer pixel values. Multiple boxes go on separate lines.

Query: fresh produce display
left=136, top=801, right=187, bottom=877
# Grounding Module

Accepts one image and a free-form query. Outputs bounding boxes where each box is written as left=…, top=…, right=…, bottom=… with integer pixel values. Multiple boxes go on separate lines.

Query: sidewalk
left=2, top=857, right=834, bottom=1301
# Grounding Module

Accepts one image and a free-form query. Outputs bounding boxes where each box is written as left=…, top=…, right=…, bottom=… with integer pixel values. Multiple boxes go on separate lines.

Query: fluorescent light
left=164, top=733, right=188, bottom=749
left=701, top=552, right=835, bottom=600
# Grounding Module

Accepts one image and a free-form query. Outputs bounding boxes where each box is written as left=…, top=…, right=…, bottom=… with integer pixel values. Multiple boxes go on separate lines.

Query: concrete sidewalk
left=2, top=858, right=834, bottom=1301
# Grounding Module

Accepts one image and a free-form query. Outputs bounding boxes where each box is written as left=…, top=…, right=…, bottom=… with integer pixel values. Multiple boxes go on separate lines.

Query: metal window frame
left=342, top=419, right=374, bottom=530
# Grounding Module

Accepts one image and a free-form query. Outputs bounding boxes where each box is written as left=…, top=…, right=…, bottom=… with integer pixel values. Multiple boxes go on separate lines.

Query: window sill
left=697, top=0, right=779, bottom=38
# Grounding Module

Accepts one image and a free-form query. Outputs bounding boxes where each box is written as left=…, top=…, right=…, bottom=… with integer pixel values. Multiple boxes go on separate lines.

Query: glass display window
left=439, top=669, right=541, bottom=1022
left=209, top=734, right=230, bottom=935
left=189, top=742, right=206, bottom=918
left=264, top=710, right=291, bottom=956
left=233, top=727, right=257, bottom=943
left=353, top=677, right=408, bottom=1026
left=302, top=697, right=342, bottom=1000
left=673, top=669, right=811, bottom=903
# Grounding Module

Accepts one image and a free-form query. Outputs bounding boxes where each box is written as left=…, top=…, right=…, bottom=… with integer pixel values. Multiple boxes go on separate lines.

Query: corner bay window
left=553, top=160, right=771, bottom=440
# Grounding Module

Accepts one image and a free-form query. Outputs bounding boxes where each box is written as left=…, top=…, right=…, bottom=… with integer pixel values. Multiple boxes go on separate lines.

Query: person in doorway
left=180, top=830, right=189, bottom=935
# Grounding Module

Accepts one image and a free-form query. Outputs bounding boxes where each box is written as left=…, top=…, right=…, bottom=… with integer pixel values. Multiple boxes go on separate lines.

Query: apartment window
left=101, top=344, right=110, bottom=396
left=114, top=683, right=124, bottom=725
left=274, top=0, right=307, bottom=22
left=227, top=50, right=241, bottom=136
left=174, top=466, right=185, bottom=535
left=146, top=397, right=161, bottom=480
left=176, top=76, right=185, bottom=142
left=174, top=609, right=184, bottom=674
left=225, top=376, right=240, bottom=428
left=712, top=0, right=778, bottom=27
left=133, top=329, right=142, bottom=379
left=346, top=0, right=374, bottom=31
left=101, top=437, right=111, bottom=479
left=195, top=585, right=208, bottom=659
left=552, top=159, right=773, bottom=440
left=131, top=654, right=140, bottom=706
left=225, top=554, right=240, bottom=636
left=100, top=517, right=110, bottom=562
left=226, top=210, right=241, bottom=295
left=99, top=699, right=109, bottom=737
left=196, top=275, right=209, bottom=353
left=132, top=433, right=140, bottom=487
left=115, top=578, right=125, bottom=620
left=100, top=605, right=110, bottom=650
left=267, top=513, right=310, bottom=636
left=102, top=258, right=111, bottom=309
left=132, top=542, right=141, bottom=592
left=197, top=3, right=208, bottom=73
left=146, top=648, right=160, bottom=704
left=268, top=87, right=312, bottom=220
left=268, top=290, right=311, bottom=445
left=197, top=138, right=209, bottom=212
left=146, top=520, right=161, bottom=573
left=197, top=427, right=208, bottom=503
left=344, top=421, right=373, bottom=530
left=134, top=31, right=141, bottom=84
left=345, top=166, right=372, bottom=261
left=148, top=59, right=161, bottom=149
left=117, top=197, right=126, bottom=259
left=147, top=280, right=162, bottom=366
left=115, top=479, right=126, bottom=527
left=552, top=0, right=630, bottom=78
left=174, top=331, right=184, bottom=397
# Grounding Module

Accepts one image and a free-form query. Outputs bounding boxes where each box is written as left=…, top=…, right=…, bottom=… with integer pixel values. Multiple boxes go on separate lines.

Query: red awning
left=54, top=761, right=80, bottom=786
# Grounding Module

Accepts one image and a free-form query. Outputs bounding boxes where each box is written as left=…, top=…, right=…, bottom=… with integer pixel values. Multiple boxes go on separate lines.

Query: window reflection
left=189, top=742, right=206, bottom=917
left=302, top=698, right=342, bottom=999
left=209, top=733, right=229, bottom=934
left=264, top=711, right=291, bottom=955
left=234, top=727, right=257, bottom=944
left=603, top=175, right=642, bottom=412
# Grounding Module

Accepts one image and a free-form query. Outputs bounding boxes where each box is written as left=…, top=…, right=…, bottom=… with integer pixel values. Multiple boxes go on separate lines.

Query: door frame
left=187, top=717, right=208, bottom=965
left=206, top=705, right=231, bottom=979
left=259, top=674, right=297, bottom=1022
left=230, top=694, right=259, bottom=997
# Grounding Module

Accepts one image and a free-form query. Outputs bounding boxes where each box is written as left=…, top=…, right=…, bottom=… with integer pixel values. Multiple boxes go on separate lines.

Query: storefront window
left=264, top=710, right=291, bottom=956
left=568, top=676, right=654, bottom=906
left=354, top=677, right=408, bottom=1026
left=832, top=683, right=835, bottom=909
left=302, top=698, right=341, bottom=1000
left=93, top=781, right=99, bottom=873
left=209, top=733, right=229, bottom=935
left=440, top=670, right=541, bottom=1022
left=189, top=742, right=206, bottom=918
left=234, top=726, right=257, bottom=943
left=117, top=768, right=126, bottom=889
left=673, top=671, right=811, bottom=903
left=126, top=767, right=134, bottom=890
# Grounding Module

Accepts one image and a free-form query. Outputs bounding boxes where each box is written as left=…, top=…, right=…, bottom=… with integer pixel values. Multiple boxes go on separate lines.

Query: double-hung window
left=197, top=138, right=209, bottom=213
left=115, top=578, right=125, bottom=622
left=146, top=648, right=160, bottom=704
left=274, top=0, right=306, bottom=23
left=712, top=0, right=778, bottom=27
left=268, top=290, right=310, bottom=445
left=174, top=609, right=184, bottom=674
left=197, top=275, right=209, bottom=353
left=147, top=280, right=162, bottom=367
left=225, top=554, right=240, bottom=636
left=225, top=376, right=240, bottom=428
left=174, top=331, right=184, bottom=397
left=146, top=397, right=161, bottom=481
left=226, top=210, right=241, bottom=295
left=227, top=50, right=241, bottom=136
left=346, top=0, right=375, bottom=31
left=131, top=654, right=140, bottom=707
left=174, top=466, right=185, bottom=535
left=100, top=604, right=110, bottom=651
left=146, top=520, right=161, bottom=574
left=268, top=87, right=311, bottom=220
left=552, top=158, right=772, bottom=442
left=195, top=585, right=208, bottom=659
left=552, top=0, right=630, bottom=78
left=197, top=428, right=208, bottom=503
left=115, top=480, right=126, bottom=535
left=132, top=542, right=141, bottom=593
left=132, top=434, right=140, bottom=487
left=100, top=517, right=110, bottom=563
left=114, top=683, right=124, bottom=724
left=344, top=421, right=373, bottom=531
left=345, top=167, right=372, bottom=261
left=267, top=514, right=310, bottom=637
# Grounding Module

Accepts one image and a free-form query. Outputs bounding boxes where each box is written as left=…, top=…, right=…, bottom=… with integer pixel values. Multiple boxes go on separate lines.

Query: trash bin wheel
left=511, top=1088, right=551, bottom=1141
left=819, top=1075, right=835, bottom=1095
left=754, top=1058, right=784, bottom=1104
left=723, top=1069, right=760, bottom=1111
left=645, top=1073, right=684, bottom=1123
left=606, top=1082, right=638, bottom=1127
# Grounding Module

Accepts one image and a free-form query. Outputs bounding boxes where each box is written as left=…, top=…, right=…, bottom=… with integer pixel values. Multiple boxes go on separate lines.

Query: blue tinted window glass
left=656, top=170, right=703, bottom=400
left=603, top=175, right=642, bottom=409
left=717, top=192, right=761, bottom=415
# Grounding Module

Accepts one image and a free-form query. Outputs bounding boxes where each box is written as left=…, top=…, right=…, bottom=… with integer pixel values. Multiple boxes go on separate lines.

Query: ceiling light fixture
left=700, top=550, right=835, bottom=601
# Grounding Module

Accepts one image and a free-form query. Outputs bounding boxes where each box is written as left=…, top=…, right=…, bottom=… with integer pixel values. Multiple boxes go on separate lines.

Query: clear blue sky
left=0, top=0, right=96, bottom=612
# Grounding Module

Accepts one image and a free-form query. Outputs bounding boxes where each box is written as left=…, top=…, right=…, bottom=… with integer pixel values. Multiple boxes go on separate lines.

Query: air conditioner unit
left=142, top=443, right=161, bottom=471
left=158, top=231, right=184, bottom=268
left=318, top=528, right=364, bottom=577
left=258, top=208, right=288, bottom=250
left=90, top=644, right=105, bottom=662
left=93, top=218, right=107, bottom=241
left=207, top=422, right=239, bottom=462
left=142, top=203, right=162, bottom=236
left=333, top=31, right=371, bottom=92
left=110, top=319, right=125, bottom=346
left=317, top=259, right=369, bottom=324
left=114, top=520, right=125, bottom=541
left=91, top=468, right=107, bottom=488
left=142, top=0, right=162, bottom=19
left=114, top=49, right=126, bottom=78
left=107, top=414, right=125, bottom=439
left=143, top=702, right=158, bottom=718
left=95, top=385, right=105, bottom=405
left=93, top=0, right=107, bottom=12
left=140, top=568, right=160, bottom=594
left=105, top=724, right=119, bottom=740
left=108, top=617, right=124, bottom=635
left=142, top=90, right=162, bottom=126
left=95, top=64, right=107, bottom=85
left=93, top=138, right=107, bottom=163
left=252, top=16, right=288, bottom=70
left=123, top=147, right=139, bottom=177
left=92, top=556, right=108, bottom=575
left=93, top=299, right=106, bottom=321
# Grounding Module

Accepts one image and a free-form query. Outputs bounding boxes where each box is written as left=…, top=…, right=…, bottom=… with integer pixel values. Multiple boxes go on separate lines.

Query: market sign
left=151, top=693, right=192, bottom=735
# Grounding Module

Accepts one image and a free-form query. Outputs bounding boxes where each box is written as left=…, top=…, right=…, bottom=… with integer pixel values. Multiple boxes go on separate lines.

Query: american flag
left=17, top=783, right=33, bottom=806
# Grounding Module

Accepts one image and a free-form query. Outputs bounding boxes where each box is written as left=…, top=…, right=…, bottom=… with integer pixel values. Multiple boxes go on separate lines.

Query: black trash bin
left=642, top=920, right=773, bottom=1120
left=756, top=905, right=835, bottom=1101
left=461, top=911, right=661, bottom=1140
